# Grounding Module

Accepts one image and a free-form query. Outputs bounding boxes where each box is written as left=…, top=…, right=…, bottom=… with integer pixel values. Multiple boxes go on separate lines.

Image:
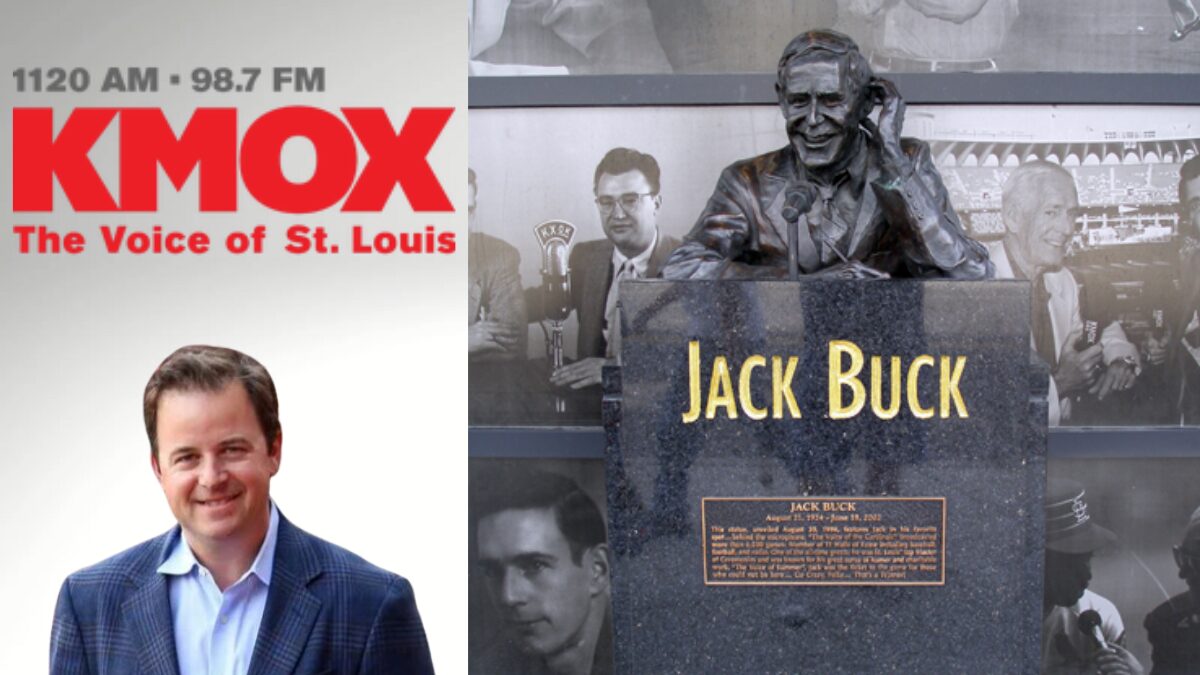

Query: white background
left=0, top=0, right=465, bottom=671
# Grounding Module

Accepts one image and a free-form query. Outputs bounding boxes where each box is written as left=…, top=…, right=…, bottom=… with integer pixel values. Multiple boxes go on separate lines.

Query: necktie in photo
left=605, top=261, right=637, bottom=359
left=1031, top=271, right=1058, bottom=370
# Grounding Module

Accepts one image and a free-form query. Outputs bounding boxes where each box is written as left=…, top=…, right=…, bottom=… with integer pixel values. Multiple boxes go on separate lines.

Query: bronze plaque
left=701, top=497, right=946, bottom=586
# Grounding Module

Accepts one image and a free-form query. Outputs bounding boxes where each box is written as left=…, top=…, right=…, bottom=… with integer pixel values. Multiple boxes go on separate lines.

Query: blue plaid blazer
left=50, top=514, right=435, bottom=674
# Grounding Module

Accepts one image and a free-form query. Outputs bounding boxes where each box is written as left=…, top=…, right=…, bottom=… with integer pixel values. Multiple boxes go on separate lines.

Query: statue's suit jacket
left=50, top=513, right=434, bottom=675
left=567, top=234, right=680, bottom=359
left=663, top=140, right=991, bottom=280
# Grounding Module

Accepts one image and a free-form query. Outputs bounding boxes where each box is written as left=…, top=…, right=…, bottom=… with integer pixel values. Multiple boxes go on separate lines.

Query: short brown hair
left=143, top=345, right=280, bottom=457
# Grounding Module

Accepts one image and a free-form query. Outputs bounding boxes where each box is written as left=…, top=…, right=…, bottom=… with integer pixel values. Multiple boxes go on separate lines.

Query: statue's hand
left=863, top=77, right=910, bottom=178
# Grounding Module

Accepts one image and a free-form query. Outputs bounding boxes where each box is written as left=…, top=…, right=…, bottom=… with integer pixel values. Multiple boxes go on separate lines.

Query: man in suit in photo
left=987, top=161, right=1139, bottom=426
left=469, top=167, right=527, bottom=363
left=50, top=345, right=434, bottom=674
left=546, top=146, right=680, bottom=391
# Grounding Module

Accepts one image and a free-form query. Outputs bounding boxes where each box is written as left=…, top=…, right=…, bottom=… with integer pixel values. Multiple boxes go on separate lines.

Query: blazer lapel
left=124, top=538, right=180, bottom=675
left=248, top=516, right=322, bottom=675
left=759, top=148, right=797, bottom=247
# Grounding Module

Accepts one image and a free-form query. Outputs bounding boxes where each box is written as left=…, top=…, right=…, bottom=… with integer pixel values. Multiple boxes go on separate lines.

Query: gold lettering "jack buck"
left=681, top=340, right=969, bottom=423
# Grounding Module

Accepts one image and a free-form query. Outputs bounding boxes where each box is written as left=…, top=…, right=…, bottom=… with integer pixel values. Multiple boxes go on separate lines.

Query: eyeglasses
left=595, top=192, right=654, bottom=214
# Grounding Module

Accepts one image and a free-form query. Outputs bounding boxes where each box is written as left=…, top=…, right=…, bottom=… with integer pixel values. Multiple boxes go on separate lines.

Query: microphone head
left=1077, top=609, right=1107, bottom=649
left=781, top=189, right=811, bottom=224
left=1077, top=609, right=1102, bottom=634
left=545, top=239, right=569, bottom=276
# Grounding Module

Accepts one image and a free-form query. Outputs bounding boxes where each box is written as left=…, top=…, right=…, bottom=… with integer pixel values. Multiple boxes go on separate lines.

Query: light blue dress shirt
left=157, top=502, right=279, bottom=675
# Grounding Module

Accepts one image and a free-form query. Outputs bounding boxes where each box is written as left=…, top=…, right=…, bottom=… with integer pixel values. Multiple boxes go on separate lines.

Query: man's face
left=595, top=170, right=659, bottom=259
left=152, top=381, right=280, bottom=551
left=477, top=507, right=602, bottom=658
left=1044, top=550, right=1092, bottom=608
left=1010, top=176, right=1078, bottom=272
left=778, top=56, right=863, bottom=171
left=1183, top=175, right=1200, bottom=238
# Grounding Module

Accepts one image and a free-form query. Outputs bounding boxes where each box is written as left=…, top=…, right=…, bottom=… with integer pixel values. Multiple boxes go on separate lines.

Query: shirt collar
left=157, top=501, right=280, bottom=587
left=611, top=230, right=658, bottom=277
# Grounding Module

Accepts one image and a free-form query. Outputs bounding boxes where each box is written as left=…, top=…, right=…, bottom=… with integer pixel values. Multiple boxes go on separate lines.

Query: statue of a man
left=662, top=30, right=992, bottom=281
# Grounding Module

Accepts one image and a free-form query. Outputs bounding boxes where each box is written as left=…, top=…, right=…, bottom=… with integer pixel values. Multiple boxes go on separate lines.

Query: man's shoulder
left=470, top=231, right=521, bottom=267
left=659, top=234, right=682, bottom=252
left=720, top=147, right=793, bottom=179
left=1079, top=589, right=1122, bottom=620
left=570, top=238, right=614, bottom=264
left=1145, top=592, right=1197, bottom=631
left=61, top=529, right=174, bottom=603
left=282, top=522, right=415, bottom=602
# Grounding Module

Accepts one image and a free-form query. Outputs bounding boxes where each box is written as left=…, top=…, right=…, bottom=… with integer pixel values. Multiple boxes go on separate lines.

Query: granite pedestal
left=604, top=279, right=1046, bottom=673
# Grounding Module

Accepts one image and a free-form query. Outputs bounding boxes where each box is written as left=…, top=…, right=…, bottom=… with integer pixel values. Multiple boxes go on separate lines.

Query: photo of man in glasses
left=532, top=146, right=680, bottom=391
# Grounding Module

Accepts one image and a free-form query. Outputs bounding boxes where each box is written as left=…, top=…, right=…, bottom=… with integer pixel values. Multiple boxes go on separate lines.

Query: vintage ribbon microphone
left=534, top=220, right=576, bottom=414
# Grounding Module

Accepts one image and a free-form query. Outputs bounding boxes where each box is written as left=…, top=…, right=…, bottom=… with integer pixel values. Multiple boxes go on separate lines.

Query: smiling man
left=50, top=345, right=434, bottom=674
left=662, top=29, right=991, bottom=281
left=989, top=161, right=1140, bottom=426
left=474, top=469, right=611, bottom=675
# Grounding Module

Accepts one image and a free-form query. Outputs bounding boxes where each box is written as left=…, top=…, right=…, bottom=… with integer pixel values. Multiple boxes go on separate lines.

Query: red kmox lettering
left=241, top=107, right=359, bottom=213
left=120, top=108, right=238, bottom=212
left=14, top=108, right=119, bottom=211
left=12, top=106, right=453, bottom=213
left=342, top=108, right=453, bottom=212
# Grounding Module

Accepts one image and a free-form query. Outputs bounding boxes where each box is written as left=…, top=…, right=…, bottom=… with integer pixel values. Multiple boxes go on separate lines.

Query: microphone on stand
left=534, top=220, right=577, bottom=414
left=781, top=187, right=815, bottom=281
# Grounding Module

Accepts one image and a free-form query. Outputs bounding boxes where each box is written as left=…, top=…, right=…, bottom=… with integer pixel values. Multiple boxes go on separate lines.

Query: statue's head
left=776, top=30, right=875, bottom=172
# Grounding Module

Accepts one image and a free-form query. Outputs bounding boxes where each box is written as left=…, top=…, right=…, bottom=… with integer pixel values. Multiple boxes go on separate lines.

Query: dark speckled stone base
left=604, top=280, right=1047, bottom=674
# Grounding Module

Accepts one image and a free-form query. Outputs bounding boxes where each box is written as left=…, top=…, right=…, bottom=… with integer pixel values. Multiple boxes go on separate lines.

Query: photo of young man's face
left=477, top=507, right=600, bottom=656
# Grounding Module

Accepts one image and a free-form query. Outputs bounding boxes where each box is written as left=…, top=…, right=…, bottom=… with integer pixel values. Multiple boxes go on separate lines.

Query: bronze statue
left=662, top=30, right=993, bottom=281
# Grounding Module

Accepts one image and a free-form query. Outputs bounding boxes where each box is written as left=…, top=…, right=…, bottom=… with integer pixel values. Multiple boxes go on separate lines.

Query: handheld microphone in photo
left=781, top=187, right=814, bottom=281
left=534, top=220, right=576, bottom=413
left=1075, top=280, right=1100, bottom=351
left=1077, top=609, right=1108, bottom=651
